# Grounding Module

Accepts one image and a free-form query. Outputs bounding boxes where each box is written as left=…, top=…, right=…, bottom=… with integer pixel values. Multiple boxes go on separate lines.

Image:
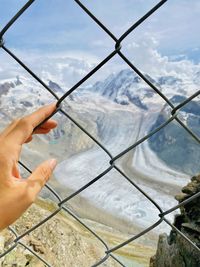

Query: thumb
left=27, top=159, right=57, bottom=196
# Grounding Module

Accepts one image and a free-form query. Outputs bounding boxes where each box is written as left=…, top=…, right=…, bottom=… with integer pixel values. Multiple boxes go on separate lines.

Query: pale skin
left=0, top=103, right=58, bottom=230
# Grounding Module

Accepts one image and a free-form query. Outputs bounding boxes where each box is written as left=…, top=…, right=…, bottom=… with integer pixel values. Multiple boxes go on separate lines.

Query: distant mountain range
left=86, top=69, right=199, bottom=108
left=0, top=68, right=200, bottom=175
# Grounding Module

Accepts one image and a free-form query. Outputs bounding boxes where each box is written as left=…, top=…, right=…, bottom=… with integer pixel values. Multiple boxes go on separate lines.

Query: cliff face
left=150, top=175, right=200, bottom=267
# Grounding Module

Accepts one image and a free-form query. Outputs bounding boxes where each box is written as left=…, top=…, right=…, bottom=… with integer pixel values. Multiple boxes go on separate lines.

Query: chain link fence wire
left=0, top=0, right=200, bottom=266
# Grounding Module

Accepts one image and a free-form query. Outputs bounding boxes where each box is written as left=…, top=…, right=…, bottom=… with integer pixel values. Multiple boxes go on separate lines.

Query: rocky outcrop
left=150, top=175, right=200, bottom=267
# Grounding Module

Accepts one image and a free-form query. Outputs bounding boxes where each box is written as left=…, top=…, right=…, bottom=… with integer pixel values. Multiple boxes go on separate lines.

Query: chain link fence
left=0, top=0, right=200, bottom=266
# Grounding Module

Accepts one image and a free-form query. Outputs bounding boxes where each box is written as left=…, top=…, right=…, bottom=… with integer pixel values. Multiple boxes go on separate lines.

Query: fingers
left=7, top=103, right=57, bottom=145
left=25, top=136, right=33, bottom=143
left=33, top=119, right=57, bottom=134
left=24, top=119, right=57, bottom=143
left=26, top=159, right=57, bottom=198
left=26, top=103, right=57, bottom=129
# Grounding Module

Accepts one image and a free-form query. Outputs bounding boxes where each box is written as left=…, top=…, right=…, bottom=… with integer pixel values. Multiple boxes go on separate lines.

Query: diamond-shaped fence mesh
left=0, top=0, right=200, bottom=266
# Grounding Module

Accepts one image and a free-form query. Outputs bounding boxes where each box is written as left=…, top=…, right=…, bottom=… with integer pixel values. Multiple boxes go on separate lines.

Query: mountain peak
left=91, top=69, right=154, bottom=109
left=48, top=80, right=64, bottom=94
left=0, top=76, right=23, bottom=98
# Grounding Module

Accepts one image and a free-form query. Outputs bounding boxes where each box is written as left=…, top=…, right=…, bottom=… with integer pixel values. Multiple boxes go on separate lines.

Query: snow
left=54, top=97, right=189, bottom=234
left=0, top=66, right=198, bottom=235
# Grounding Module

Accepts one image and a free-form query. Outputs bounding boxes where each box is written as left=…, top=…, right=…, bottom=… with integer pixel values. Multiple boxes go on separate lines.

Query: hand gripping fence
left=0, top=0, right=200, bottom=266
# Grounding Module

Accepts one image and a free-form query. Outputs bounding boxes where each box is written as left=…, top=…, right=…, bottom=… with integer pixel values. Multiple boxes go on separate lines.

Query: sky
left=0, top=0, right=200, bottom=86
left=1, top=0, right=200, bottom=57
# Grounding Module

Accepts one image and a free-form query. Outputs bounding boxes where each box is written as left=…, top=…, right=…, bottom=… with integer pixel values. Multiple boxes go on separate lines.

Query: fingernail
left=48, top=159, right=57, bottom=171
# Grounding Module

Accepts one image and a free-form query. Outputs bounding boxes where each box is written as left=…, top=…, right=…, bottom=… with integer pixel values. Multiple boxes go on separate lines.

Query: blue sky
left=1, top=0, right=200, bottom=86
left=0, top=0, right=200, bottom=60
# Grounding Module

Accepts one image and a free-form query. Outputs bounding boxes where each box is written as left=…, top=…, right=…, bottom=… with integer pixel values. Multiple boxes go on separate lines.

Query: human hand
left=0, top=103, right=58, bottom=230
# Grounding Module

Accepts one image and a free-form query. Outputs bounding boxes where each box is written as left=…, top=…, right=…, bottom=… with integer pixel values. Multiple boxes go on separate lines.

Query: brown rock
left=151, top=175, right=200, bottom=267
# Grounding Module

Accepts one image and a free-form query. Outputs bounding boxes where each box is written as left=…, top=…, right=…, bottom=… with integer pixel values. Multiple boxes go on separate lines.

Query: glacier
left=0, top=66, right=200, bottom=239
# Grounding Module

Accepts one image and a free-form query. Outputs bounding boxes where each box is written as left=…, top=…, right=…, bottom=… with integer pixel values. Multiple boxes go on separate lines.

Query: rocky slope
left=148, top=95, right=200, bottom=175
left=0, top=198, right=154, bottom=267
left=150, top=175, right=200, bottom=267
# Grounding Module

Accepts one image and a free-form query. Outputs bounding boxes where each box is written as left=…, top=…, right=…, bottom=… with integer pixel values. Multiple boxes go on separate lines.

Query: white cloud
left=125, top=34, right=200, bottom=79
left=0, top=49, right=99, bottom=87
left=1, top=34, right=200, bottom=95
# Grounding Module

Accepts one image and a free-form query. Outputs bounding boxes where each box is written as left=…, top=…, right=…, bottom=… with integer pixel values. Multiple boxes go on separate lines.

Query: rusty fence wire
left=0, top=0, right=200, bottom=266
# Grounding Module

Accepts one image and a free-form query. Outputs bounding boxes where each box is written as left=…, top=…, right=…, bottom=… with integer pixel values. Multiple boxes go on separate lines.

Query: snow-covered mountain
left=85, top=69, right=200, bottom=175
left=0, top=68, right=199, bottom=235
left=81, top=68, right=199, bottom=109
left=0, top=68, right=199, bottom=176
left=1, top=67, right=199, bottom=114
left=90, top=69, right=156, bottom=109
